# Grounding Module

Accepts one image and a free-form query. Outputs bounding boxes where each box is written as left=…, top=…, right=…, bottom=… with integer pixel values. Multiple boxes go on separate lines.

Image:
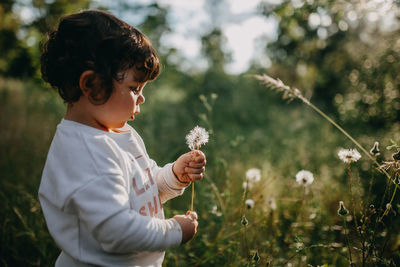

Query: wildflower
left=338, top=201, right=349, bottom=216
left=338, top=148, right=361, bottom=163
left=369, top=141, right=380, bottom=156
left=246, top=168, right=261, bottom=183
left=252, top=250, right=260, bottom=262
left=386, top=203, right=392, bottom=211
left=245, top=199, right=254, bottom=209
left=185, top=126, right=209, bottom=151
left=266, top=197, right=277, bottom=210
left=241, top=215, right=248, bottom=226
left=211, top=205, right=222, bottom=216
left=295, top=170, right=314, bottom=186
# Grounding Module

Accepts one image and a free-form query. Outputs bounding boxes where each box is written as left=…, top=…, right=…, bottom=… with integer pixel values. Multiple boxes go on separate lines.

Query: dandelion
left=338, top=201, right=353, bottom=265
left=338, top=201, right=349, bottom=216
left=211, top=205, right=222, bottom=216
left=246, top=168, right=261, bottom=183
left=185, top=126, right=209, bottom=151
left=392, top=150, right=400, bottom=161
left=338, top=148, right=362, bottom=163
left=241, top=215, right=248, bottom=226
left=185, top=126, right=209, bottom=211
left=295, top=170, right=314, bottom=187
left=370, top=141, right=380, bottom=156
left=266, top=197, right=277, bottom=210
left=252, top=250, right=260, bottom=262
left=245, top=199, right=254, bottom=209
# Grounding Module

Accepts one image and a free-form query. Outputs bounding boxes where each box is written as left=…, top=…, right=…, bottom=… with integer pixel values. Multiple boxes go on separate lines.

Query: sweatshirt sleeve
left=128, top=126, right=190, bottom=204
left=150, top=161, right=190, bottom=204
left=69, top=172, right=183, bottom=253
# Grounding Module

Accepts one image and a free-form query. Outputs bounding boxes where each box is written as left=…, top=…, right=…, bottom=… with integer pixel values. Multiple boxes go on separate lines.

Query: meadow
left=1, top=0, right=400, bottom=266
left=0, top=71, right=399, bottom=266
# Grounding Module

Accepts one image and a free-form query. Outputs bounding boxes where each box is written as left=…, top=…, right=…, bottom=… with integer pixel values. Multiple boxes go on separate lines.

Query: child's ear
left=79, top=70, right=97, bottom=97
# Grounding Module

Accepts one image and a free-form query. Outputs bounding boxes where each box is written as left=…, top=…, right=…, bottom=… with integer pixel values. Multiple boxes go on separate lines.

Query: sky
left=14, top=0, right=399, bottom=74
left=119, top=0, right=279, bottom=74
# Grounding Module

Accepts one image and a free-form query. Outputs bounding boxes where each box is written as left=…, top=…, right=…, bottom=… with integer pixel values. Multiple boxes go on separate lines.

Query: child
left=38, top=10, right=206, bottom=267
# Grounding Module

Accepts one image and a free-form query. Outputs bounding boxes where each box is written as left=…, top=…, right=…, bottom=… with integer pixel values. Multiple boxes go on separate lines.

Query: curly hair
left=40, top=10, right=160, bottom=104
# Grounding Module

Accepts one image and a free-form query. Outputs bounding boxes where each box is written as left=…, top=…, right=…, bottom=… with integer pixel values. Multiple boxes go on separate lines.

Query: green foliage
left=1, top=0, right=400, bottom=266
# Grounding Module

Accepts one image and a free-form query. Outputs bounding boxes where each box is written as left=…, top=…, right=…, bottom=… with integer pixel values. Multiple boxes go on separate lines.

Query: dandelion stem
left=343, top=218, right=354, bottom=265
left=347, top=163, right=360, bottom=236
left=191, top=182, right=194, bottom=211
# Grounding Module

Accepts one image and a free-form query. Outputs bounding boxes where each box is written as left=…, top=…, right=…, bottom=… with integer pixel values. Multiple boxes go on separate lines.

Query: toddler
left=38, top=9, right=206, bottom=267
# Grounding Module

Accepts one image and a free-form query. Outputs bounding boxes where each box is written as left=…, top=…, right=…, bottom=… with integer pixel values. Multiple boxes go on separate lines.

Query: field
left=1, top=73, right=399, bottom=266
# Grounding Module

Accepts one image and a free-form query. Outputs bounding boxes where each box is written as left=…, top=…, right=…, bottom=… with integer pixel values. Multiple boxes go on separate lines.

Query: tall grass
left=1, top=75, right=399, bottom=266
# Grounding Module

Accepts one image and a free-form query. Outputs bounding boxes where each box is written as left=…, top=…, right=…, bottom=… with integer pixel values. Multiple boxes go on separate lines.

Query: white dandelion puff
left=338, top=148, right=362, bottom=163
left=245, top=199, right=255, bottom=209
left=295, top=170, right=314, bottom=187
left=266, top=197, right=277, bottom=210
left=185, top=126, right=209, bottom=151
left=246, top=168, right=261, bottom=183
left=211, top=205, right=222, bottom=216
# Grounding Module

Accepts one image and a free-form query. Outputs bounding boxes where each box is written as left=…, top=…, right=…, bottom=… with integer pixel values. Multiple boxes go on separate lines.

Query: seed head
left=266, top=197, right=277, bottom=210
left=246, top=168, right=261, bottom=183
left=338, top=148, right=361, bottom=163
left=295, top=170, right=314, bottom=187
left=245, top=199, right=255, bottom=209
left=254, top=74, right=307, bottom=103
left=241, top=215, right=248, bottom=226
left=185, top=126, right=209, bottom=151
left=392, top=150, right=400, bottom=161
left=369, top=141, right=380, bottom=156
left=338, top=201, right=349, bottom=216
left=252, top=250, right=260, bottom=262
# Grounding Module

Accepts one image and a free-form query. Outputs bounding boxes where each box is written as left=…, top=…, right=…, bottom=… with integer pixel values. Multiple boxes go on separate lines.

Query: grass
left=0, top=75, right=399, bottom=266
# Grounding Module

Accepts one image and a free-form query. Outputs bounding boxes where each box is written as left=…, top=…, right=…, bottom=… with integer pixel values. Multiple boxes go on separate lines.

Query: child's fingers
left=191, top=150, right=206, bottom=162
left=188, top=173, right=203, bottom=181
left=186, top=211, right=198, bottom=220
left=184, top=166, right=205, bottom=174
left=188, top=161, right=206, bottom=168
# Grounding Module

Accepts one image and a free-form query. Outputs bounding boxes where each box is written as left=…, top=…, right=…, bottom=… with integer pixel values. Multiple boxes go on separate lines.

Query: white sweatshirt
left=39, top=119, right=189, bottom=267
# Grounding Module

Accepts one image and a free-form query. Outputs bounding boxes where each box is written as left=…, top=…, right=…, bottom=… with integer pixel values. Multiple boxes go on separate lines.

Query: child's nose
left=137, top=94, right=145, bottom=104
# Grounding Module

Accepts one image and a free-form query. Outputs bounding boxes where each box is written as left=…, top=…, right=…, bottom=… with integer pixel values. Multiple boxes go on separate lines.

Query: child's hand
left=173, top=211, right=198, bottom=244
left=173, top=150, right=206, bottom=183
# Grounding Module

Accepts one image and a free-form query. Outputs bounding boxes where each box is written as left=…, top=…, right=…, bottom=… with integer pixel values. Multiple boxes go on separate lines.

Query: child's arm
left=67, top=171, right=185, bottom=253
left=150, top=150, right=206, bottom=203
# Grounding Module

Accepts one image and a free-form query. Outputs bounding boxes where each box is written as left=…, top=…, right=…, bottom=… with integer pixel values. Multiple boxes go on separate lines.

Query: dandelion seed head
left=266, top=197, right=277, bottom=210
left=338, top=200, right=349, bottom=216
left=338, top=148, right=361, bottom=163
left=252, top=250, right=260, bottom=262
left=185, top=126, right=209, bottom=151
left=245, top=199, right=255, bottom=209
left=370, top=141, right=380, bottom=156
left=246, top=168, right=261, bottom=183
left=295, top=170, right=314, bottom=186
left=211, top=205, right=222, bottom=216
left=241, top=215, right=248, bottom=226
left=392, top=150, right=400, bottom=161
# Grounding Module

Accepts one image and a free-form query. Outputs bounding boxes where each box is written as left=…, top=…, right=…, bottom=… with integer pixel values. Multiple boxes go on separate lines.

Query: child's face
left=91, top=68, right=147, bottom=131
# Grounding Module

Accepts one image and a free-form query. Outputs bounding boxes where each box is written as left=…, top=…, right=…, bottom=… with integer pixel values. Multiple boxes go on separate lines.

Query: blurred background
left=1, top=0, right=400, bottom=266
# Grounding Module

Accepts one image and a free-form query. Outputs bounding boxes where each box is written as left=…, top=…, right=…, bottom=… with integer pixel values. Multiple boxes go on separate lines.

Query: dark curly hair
left=40, top=10, right=160, bottom=104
